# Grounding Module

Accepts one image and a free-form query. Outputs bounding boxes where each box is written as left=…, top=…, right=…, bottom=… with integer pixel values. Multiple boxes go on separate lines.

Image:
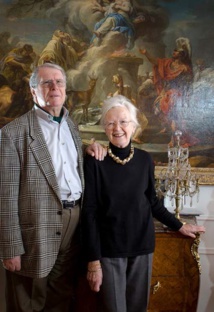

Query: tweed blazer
left=0, top=107, right=84, bottom=278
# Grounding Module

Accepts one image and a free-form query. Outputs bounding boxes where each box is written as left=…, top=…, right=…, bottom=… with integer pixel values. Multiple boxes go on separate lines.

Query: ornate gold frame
left=155, top=166, right=214, bottom=185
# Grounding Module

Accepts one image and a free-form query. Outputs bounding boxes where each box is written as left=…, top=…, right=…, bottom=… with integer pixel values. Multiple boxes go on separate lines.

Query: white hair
left=100, top=95, right=139, bottom=128
left=29, top=63, right=66, bottom=89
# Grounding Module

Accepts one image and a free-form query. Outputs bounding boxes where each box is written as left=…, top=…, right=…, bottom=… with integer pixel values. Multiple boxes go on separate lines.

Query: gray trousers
left=99, top=254, right=153, bottom=312
left=5, top=206, right=80, bottom=312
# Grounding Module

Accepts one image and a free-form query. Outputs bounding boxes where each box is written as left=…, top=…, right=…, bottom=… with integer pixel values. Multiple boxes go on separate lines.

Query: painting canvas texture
left=0, top=0, right=213, bottom=170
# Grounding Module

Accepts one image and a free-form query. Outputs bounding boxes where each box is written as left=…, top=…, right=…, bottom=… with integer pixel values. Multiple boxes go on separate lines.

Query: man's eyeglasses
left=40, top=79, right=66, bottom=88
left=105, top=120, right=132, bottom=129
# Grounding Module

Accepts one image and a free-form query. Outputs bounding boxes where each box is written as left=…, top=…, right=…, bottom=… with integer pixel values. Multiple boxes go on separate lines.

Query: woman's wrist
left=87, top=260, right=102, bottom=272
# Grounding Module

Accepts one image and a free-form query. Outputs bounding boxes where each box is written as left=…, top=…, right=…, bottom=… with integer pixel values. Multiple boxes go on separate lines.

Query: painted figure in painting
left=139, top=38, right=193, bottom=145
left=0, top=44, right=36, bottom=118
left=137, top=72, right=157, bottom=116
left=91, top=0, right=135, bottom=49
left=0, top=44, right=36, bottom=90
left=0, top=74, right=16, bottom=116
left=38, top=30, right=86, bottom=70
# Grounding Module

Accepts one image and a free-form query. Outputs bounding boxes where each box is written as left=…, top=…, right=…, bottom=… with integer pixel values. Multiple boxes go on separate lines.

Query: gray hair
left=29, top=63, right=67, bottom=88
left=100, top=95, right=139, bottom=128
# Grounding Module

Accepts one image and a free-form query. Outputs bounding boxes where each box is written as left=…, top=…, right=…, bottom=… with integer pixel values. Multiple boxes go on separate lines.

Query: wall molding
left=199, top=247, right=214, bottom=255
left=197, top=215, right=214, bottom=221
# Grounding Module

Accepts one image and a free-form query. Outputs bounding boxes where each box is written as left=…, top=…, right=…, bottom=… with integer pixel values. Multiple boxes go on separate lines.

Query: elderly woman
left=82, top=95, right=205, bottom=312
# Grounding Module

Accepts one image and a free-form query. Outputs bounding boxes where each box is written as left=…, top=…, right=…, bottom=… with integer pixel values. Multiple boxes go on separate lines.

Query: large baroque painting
left=0, top=0, right=214, bottom=183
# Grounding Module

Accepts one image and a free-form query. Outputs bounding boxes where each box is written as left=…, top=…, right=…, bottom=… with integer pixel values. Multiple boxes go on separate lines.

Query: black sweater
left=82, top=142, right=182, bottom=261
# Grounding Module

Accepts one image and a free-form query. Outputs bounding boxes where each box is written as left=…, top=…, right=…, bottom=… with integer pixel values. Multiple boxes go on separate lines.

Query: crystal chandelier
left=155, top=130, right=200, bottom=219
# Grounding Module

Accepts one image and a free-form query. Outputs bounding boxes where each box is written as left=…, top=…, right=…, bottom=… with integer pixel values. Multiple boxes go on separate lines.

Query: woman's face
left=104, top=106, right=136, bottom=148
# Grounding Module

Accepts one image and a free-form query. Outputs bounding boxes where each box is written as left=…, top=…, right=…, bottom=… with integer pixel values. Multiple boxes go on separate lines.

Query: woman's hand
left=179, top=223, right=205, bottom=238
left=87, top=269, right=103, bottom=292
left=87, top=260, right=103, bottom=292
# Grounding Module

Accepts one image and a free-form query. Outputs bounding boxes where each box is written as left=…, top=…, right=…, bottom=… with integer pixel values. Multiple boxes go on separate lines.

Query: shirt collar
left=34, top=104, right=69, bottom=123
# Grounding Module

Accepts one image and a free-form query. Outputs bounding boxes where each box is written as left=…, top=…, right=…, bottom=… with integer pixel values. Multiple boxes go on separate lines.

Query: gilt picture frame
left=0, top=0, right=213, bottom=184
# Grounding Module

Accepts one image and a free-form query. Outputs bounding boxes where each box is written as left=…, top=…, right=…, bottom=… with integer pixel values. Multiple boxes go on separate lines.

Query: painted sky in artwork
left=156, top=0, right=214, bottom=63
left=0, top=0, right=213, bottom=64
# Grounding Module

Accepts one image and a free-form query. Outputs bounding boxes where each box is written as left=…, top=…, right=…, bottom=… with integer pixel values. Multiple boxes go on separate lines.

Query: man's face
left=31, top=67, right=66, bottom=115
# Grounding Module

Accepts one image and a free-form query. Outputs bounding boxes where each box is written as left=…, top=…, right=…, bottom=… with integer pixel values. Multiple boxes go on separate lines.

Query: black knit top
left=82, top=142, right=183, bottom=261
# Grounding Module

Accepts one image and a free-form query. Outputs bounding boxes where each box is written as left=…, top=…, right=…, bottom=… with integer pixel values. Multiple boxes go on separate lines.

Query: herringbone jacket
left=0, top=107, right=84, bottom=278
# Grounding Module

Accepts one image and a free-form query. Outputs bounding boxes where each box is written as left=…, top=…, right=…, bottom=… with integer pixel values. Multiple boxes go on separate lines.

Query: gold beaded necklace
left=107, top=144, right=134, bottom=165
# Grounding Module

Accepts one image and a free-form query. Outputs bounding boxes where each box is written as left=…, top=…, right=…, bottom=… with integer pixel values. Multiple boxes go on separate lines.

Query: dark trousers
left=99, top=254, right=153, bottom=312
left=5, top=206, right=80, bottom=312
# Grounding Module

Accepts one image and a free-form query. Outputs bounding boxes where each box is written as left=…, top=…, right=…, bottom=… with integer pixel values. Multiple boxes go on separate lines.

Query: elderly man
left=0, top=63, right=105, bottom=312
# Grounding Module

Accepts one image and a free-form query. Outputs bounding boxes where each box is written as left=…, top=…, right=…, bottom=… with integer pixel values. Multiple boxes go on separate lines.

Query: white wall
left=196, top=185, right=214, bottom=312
left=0, top=185, right=213, bottom=312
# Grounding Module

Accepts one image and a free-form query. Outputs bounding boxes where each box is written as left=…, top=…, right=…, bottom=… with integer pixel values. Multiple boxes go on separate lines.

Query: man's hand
left=2, top=256, right=21, bottom=272
left=86, top=139, right=107, bottom=161
left=179, top=223, right=205, bottom=238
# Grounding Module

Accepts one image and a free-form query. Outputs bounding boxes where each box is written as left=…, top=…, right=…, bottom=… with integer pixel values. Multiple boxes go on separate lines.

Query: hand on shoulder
left=85, top=139, right=107, bottom=161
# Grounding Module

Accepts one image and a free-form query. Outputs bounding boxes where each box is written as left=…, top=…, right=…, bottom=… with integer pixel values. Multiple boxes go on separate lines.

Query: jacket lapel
left=28, top=110, right=62, bottom=203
